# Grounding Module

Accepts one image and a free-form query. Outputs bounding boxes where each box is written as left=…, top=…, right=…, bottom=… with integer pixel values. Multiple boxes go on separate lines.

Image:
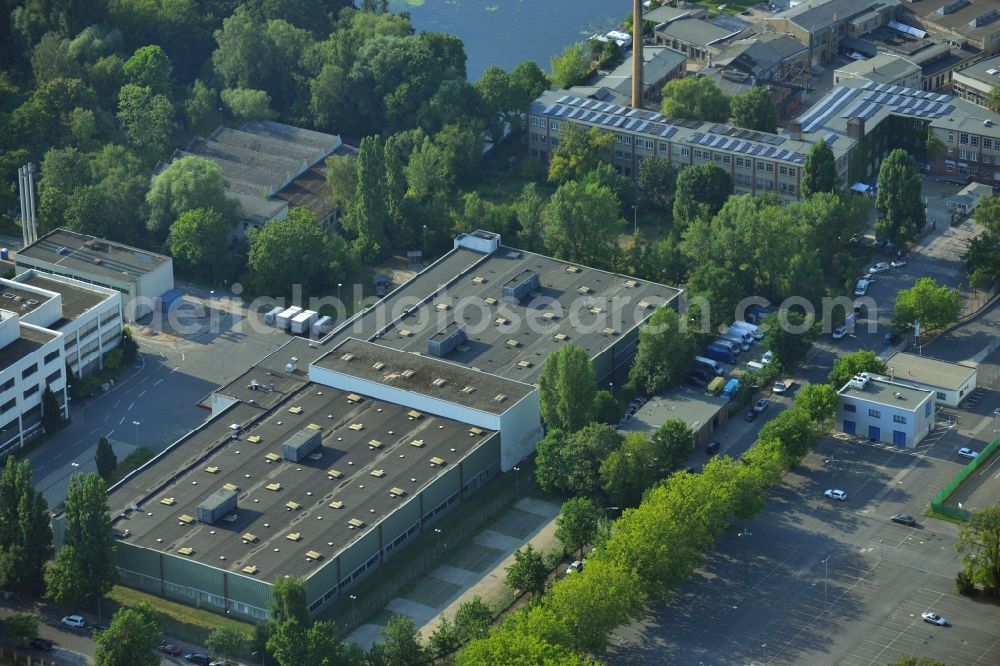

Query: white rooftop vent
left=988, top=68, right=999, bottom=75
left=285, top=356, right=298, bottom=372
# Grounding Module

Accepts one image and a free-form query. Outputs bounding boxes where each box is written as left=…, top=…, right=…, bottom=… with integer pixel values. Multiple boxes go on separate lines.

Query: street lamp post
left=434, top=528, right=442, bottom=552
left=762, top=643, right=767, bottom=664
left=513, top=466, right=520, bottom=495
left=337, top=282, right=343, bottom=316
left=632, top=204, right=638, bottom=235
left=422, top=225, right=428, bottom=256
left=880, top=539, right=884, bottom=561
left=132, top=420, right=140, bottom=448
left=349, top=594, right=357, bottom=627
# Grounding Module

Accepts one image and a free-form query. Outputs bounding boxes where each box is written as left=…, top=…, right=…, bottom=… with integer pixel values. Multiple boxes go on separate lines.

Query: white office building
left=838, top=373, right=934, bottom=448
left=883, top=353, right=977, bottom=408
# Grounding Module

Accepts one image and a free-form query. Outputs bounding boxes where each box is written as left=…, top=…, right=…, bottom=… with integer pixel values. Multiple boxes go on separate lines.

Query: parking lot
left=604, top=426, right=1000, bottom=665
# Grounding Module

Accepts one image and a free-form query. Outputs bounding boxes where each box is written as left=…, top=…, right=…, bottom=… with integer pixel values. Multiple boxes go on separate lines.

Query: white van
left=746, top=360, right=765, bottom=372
left=694, top=356, right=724, bottom=376
left=732, top=320, right=764, bottom=340
left=726, top=326, right=755, bottom=344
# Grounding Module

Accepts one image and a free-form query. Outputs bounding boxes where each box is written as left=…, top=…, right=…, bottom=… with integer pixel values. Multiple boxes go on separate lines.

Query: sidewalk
left=345, top=495, right=562, bottom=650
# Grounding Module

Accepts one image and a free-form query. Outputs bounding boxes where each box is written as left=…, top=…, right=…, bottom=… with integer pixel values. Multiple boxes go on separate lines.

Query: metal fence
left=929, top=433, right=1000, bottom=521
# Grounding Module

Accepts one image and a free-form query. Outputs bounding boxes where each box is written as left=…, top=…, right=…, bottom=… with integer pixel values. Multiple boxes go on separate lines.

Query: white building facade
left=838, top=373, right=934, bottom=449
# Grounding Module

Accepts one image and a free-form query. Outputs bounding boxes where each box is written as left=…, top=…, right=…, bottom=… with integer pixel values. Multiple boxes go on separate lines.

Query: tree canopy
left=538, top=344, right=597, bottom=433
left=956, top=505, right=1000, bottom=597
left=875, top=149, right=925, bottom=243
left=660, top=77, right=730, bottom=122
left=894, top=278, right=961, bottom=333
left=0, top=457, right=52, bottom=596
left=965, top=195, right=1000, bottom=287
left=801, top=139, right=838, bottom=196
left=829, top=350, right=888, bottom=389
left=730, top=86, right=777, bottom=133
left=673, top=163, right=733, bottom=228
left=146, top=156, right=236, bottom=239
left=550, top=42, right=589, bottom=89
left=94, top=603, right=160, bottom=666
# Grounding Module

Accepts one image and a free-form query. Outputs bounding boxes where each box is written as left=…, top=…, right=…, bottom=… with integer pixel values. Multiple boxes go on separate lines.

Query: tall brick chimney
left=632, top=0, right=644, bottom=108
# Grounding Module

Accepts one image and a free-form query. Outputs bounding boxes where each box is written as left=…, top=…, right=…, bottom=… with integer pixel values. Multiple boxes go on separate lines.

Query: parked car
left=869, top=262, right=890, bottom=273
left=744, top=410, right=758, bottom=422
left=686, top=373, right=708, bottom=388
left=566, top=560, right=583, bottom=575
left=60, top=615, right=85, bottom=629
left=761, top=350, right=774, bottom=364
left=185, top=654, right=212, bottom=666
left=629, top=396, right=647, bottom=410
left=883, top=332, right=899, bottom=345
left=754, top=398, right=769, bottom=412
left=159, top=643, right=182, bottom=656
left=706, top=441, right=721, bottom=455
left=854, top=277, right=871, bottom=296
left=832, top=325, right=847, bottom=339
left=958, top=447, right=979, bottom=459
left=824, top=489, right=847, bottom=501
left=29, top=638, right=55, bottom=651
left=891, top=513, right=917, bottom=526
left=921, top=611, right=947, bottom=626
left=890, top=259, right=906, bottom=268
left=773, top=380, right=788, bottom=394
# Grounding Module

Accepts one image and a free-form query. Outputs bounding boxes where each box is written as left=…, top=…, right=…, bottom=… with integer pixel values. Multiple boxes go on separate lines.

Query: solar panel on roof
left=556, top=95, right=570, bottom=104
left=613, top=116, right=626, bottom=127
left=862, top=80, right=876, bottom=90
left=664, top=127, right=677, bottom=138
left=637, top=121, right=650, bottom=133
left=626, top=108, right=641, bottom=117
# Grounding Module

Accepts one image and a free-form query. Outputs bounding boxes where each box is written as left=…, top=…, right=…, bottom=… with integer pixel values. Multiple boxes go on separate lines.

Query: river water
left=391, top=0, right=625, bottom=80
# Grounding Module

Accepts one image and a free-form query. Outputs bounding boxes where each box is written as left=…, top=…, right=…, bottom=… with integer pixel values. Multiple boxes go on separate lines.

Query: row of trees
left=661, top=77, right=778, bottom=134
left=456, top=381, right=836, bottom=662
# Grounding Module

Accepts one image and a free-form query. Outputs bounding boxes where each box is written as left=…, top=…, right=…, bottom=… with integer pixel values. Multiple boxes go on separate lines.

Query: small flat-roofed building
left=953, top=53, right=1000, bottom=108
left=653, top=16, right=749, bottom=64
left=834, top=53, right=921, bottom=88
left=883, top=353, right=978, bottom=407
left=619, top=383, right=729, bottom=445
left=947, top=181, right=994, bottom=215
left=15, top=229, right=172, bottom=321
left=837, top=372, right=934, bottom=448
left=568, top=47, right=687, bottom=106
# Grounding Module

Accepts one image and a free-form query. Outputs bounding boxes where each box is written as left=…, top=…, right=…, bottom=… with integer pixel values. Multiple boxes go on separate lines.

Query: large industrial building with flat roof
left=100, top=231, right=675, bottom=620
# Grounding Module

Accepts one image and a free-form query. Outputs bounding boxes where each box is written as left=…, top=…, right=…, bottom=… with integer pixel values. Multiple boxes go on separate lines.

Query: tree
left=513, top=182, right=546, bottom=252
left=122, top=327, right=139, bottom=366
left=762, top=311, right=816, bottom=368
left=801, top=139, right=838, bottom=196
left=428, top=615, right=461, bottom=659
left=538, top=344, right=596, bottom=432
left=550, top=42, right=589, bottom=88
left=894, top=278, right=961, bottom=333
left=326, top=154, right=358, bottom=213
left=599, top=432, right=659, bottom=508
left=185, top=80, right=220, bottom=133
left=3, top=613, right=38, bottom=645
left=649, top=419, right=695, bottom=473
left=46, top=473, right=116, bottom=606
left=511, top=60, right=550, bottom=106
left=380, top=614, right=428, bottom=666
left=452, top=596, right=493, bottom=643
left=795, top=384, right=839, bottom=427
left=876, top=149, right=925, bottom=243
left=988, top=85, right=1000, bottom=113
left=829, top=350, right=888, bottom=389
left=95, top=436, right=117, bottom=482
left=94, top=603, right=160, bottom=666
left=270, top=574, right=308, bottom=625
left=536, top=425, right=623, bottom=497
left=221, top=87, right=274, bottom=120
left=0, top=457, right=53, bottom=596
left=627, top=307, right=698, bottom=395
left=547, top=124, right=614, bottom=185
left=117, top=84, right=175, bottom=157
left=344, top=135, right=389, bottom=255
left=757, top=407, right=817, bottom=459
left=505, top=544, right=548, bottom=598
left=543, top=179, right=624, bottom=269
left=661, top=77, right=730, bottom=122
left=146, top=156, right=235, bottom=239
left=206, top=626, right=247, bottom=663
left=965, top=195, right=1000, bottom=287
left=123, top=45, right=173, bottom=96
left=637, top=155, right=678, bottom=211
left=956, top=505, right=1000, bottom=596
left=555, top=497, right=602, bottom=557
left=673, top=163, right=733, bottom=228
left=730, top=86, right=777, bottom=133
left=246, top=208, right=352, bottom=299
left=168, top=208, right=231, bottom=281
left=41, top=386, right=62, bottom=432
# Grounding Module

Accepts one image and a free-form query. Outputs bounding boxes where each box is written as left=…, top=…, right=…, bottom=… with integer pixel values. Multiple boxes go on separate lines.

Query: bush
left=103, top=348, right=124, bottom=371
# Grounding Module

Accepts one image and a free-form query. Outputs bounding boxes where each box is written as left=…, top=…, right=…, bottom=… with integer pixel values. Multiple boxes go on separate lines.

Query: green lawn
left=106, top=586, right=255, bottom=656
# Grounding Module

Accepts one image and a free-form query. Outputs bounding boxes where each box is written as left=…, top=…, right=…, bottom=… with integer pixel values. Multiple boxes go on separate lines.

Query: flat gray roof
left=369, top=246, right=681, bottom=383
left=17, top=273, right=111, bottom=320
left=108, top=382, right=497, bottom=580
left=885, top=353, right=977, bottom=391
left=835, top=54, right=919, bottom=83
left=17, top=229, right=170, bottom=284
left=315, top=339, right=535, bottom=415
left=777, top=0, right=899, bottom=33
left=0, top=284, right=54, bottom=316
left=656, top=18, right=742, bottom=48
left=619, top=384, right=727, bottom=435
left=0, top=321, right=57, bottom=372
left=955, top=53, right=1000, bottom=88
left=839, top=377, right=931, bottom=407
